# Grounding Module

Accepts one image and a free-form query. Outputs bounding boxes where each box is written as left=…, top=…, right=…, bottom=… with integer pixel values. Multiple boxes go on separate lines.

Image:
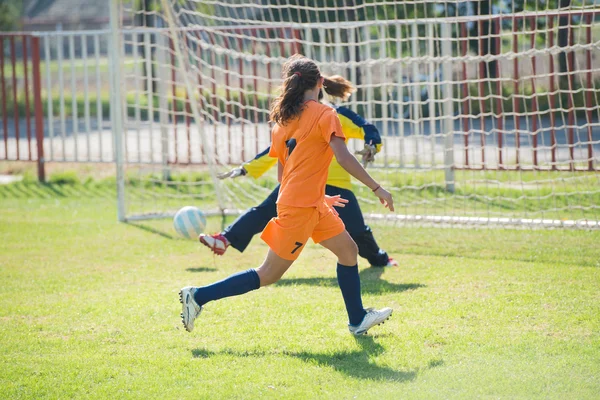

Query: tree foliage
left=0, top=0, right=23, bottom=31
left=260, top=0, right=434, bottom=24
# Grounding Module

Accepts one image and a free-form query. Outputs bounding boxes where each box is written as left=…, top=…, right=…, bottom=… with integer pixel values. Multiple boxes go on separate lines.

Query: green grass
left=358, top=168, right=600, bottom=221
left=8, top=57, right=111, bottom=79
left=119, top=166, right=600, bottom=222
left=0, top=177, right=599, bottom=399
left=2, top=162, right=599, bottom=221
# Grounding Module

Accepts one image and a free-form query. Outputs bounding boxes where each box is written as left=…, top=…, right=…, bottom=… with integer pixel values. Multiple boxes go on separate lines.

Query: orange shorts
left=260, top=201, right=345, bottom=261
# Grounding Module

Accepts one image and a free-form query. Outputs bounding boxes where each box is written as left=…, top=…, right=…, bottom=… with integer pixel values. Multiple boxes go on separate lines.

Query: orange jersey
left=269, top=101, right=345, bottom=207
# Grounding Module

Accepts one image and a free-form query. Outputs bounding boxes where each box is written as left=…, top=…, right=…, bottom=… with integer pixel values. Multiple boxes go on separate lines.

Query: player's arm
left=217, top=147, right=278, bottom=180
left=337, top=114, right=364, bottom=140
left=362, top=124, right=382, bottom=153
left=336, top=106, right=382, bottom=166
left=329, top=135, right=394, bottom=211
left=243, top=146, right=278, bottom=179
left=336, top=106, right=382, bottom=147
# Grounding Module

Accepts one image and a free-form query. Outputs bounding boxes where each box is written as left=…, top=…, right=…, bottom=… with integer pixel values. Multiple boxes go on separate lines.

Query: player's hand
left=217, top=166, right=247, bottom=180
left=355, top=143, right=377, bottom=168
left=324, top=195, right=349, bottom=216
left=373, top=186, right=394, bottom=212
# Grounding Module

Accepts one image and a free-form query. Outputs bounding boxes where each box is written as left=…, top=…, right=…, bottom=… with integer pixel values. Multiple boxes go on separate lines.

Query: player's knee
left=256, top=265, right=282, bottom=287
left=350, top=238, right=358, bottom=257
left=338, top=238, right=358, bottom=266
left=350, top=240, right=359, bottom=261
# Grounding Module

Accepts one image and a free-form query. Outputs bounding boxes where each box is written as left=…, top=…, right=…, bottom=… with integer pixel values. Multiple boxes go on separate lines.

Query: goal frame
left=110, top=0, right=600, bottom=229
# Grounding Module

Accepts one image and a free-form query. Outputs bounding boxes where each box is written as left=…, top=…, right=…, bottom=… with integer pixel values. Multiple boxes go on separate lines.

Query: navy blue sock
left=193, top=269, right=260, bottom=306
left=336, top=263, right=367, bottom=326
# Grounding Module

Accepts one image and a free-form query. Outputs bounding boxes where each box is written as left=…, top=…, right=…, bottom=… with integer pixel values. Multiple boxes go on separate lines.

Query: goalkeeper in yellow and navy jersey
left=200, top=106, right=397, bottom=267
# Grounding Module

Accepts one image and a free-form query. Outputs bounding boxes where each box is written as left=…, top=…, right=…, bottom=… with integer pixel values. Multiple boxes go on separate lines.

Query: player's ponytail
left=271, top=54, right=355, bottom=126
left=270, top=54, right=322, bottom=125
left=269, top=70, right=308, bottom=126
left=322, top=75, right=356, bottom=100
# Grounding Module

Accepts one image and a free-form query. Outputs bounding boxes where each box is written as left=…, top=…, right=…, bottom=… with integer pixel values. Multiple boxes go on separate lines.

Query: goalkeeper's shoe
left=179, top=286, right=202, bottom=332
left=371, top=257, right=398, bottom=268
left=199, top=233, right=230, bottom=256
left=348, top=307, right=393, bottom=336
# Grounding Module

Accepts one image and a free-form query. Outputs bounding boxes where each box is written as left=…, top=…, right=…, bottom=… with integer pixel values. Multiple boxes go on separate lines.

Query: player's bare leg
left=256, top=250, right=295, bottom=286
left=180, top=250, right=293, bottom=332
left=319, top=230, right=359, bottom=266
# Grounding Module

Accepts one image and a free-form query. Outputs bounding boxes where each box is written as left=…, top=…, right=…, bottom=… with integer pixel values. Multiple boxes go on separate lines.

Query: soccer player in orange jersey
left=180, top=55, right=395, bottom=336
left=199, top=105, right=398, bottom=267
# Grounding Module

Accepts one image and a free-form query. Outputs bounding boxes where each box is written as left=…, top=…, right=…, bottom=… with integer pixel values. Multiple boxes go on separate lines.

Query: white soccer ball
left=173, top=206, right=207, bottom=239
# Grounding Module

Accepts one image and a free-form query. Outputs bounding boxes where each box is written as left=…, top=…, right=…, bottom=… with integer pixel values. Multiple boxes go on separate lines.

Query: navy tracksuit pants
left=223, top=184, right=390, bottom=267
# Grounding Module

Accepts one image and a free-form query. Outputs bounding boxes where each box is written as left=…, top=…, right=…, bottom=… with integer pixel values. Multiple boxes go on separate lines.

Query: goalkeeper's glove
left=355, top=143, right=377, bottom=168
left=217, top=166, right=247, bottom=179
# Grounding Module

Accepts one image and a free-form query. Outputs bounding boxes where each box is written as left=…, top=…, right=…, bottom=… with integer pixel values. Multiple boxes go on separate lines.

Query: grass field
left=121, top=166, right=600, bottom=222
left=1, top=177, right=599, bottom=399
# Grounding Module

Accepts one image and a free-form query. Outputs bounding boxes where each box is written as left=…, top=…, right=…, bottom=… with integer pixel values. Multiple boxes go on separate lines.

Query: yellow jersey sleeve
left=337, top=114, right=365, bottom=140
left=243, top=147, right=278, bottom=179
left=335, top=106, right=383, bottom=153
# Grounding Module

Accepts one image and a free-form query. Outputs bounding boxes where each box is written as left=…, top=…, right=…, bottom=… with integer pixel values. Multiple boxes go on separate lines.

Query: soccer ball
left=173, top=206, right=207, bottom=239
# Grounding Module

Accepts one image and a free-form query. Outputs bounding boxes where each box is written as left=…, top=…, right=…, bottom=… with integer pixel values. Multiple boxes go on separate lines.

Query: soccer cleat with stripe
left=348, top=307, right=393, bottom=336
left=179, top=286, right=202, bottom=332
left=199, top=233, right=230, bottom=256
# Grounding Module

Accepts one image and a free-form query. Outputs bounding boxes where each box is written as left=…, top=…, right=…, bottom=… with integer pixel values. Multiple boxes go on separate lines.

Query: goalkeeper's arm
left=217, top=146, right=278, bottom=180
left=335, top=106, right=383, bottom=167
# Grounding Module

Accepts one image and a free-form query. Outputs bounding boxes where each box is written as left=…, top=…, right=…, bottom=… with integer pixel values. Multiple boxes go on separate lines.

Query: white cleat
left=179, top=286, right=202, bottom=332
left=348, top=307, right=393, bottom=336
left=386, top=257, right=399, bottom=267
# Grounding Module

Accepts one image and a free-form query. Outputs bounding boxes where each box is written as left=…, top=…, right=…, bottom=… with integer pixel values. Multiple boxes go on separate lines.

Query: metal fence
left=0, top=33, right=45, bottom=180
left=1, top=13, right=600, bottom=181
left=1, top=30, right=113, bottom=179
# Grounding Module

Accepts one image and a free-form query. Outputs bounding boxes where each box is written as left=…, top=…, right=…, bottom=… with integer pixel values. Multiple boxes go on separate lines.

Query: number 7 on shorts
left=291, top=242, right=303, bottom=254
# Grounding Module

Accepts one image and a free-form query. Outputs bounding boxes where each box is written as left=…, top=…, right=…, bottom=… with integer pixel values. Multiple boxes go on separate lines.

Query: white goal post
left=111, top=0, right=600, bottom=228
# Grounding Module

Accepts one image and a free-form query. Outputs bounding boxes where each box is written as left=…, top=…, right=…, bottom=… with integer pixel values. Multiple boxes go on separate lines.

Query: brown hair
left=269, top=54, right=355, bottom=126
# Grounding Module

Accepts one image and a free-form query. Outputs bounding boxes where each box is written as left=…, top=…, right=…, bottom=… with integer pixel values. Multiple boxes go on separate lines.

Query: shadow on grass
left=192, top=336, right=433, bottom=382
left=0, top=182, right=48, bottom=198
left=126, top=222, right=177, bottom=240
left=288, top=335, right=418, bottom=381
left=41, top=183, right=67, bottom=197
left=0, top=179, right=119, bottom=200
left=275, top=267, right=425, bottom=295
left=186, top=267, right=218, bottom=273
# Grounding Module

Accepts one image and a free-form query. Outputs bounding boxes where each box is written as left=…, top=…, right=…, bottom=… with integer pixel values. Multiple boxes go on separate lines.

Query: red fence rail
left=0, top=33, right=45, bottom=181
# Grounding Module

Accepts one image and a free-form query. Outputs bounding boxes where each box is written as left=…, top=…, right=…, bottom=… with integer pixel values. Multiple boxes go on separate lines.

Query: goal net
left=115, top=0, right=600, bottom=228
